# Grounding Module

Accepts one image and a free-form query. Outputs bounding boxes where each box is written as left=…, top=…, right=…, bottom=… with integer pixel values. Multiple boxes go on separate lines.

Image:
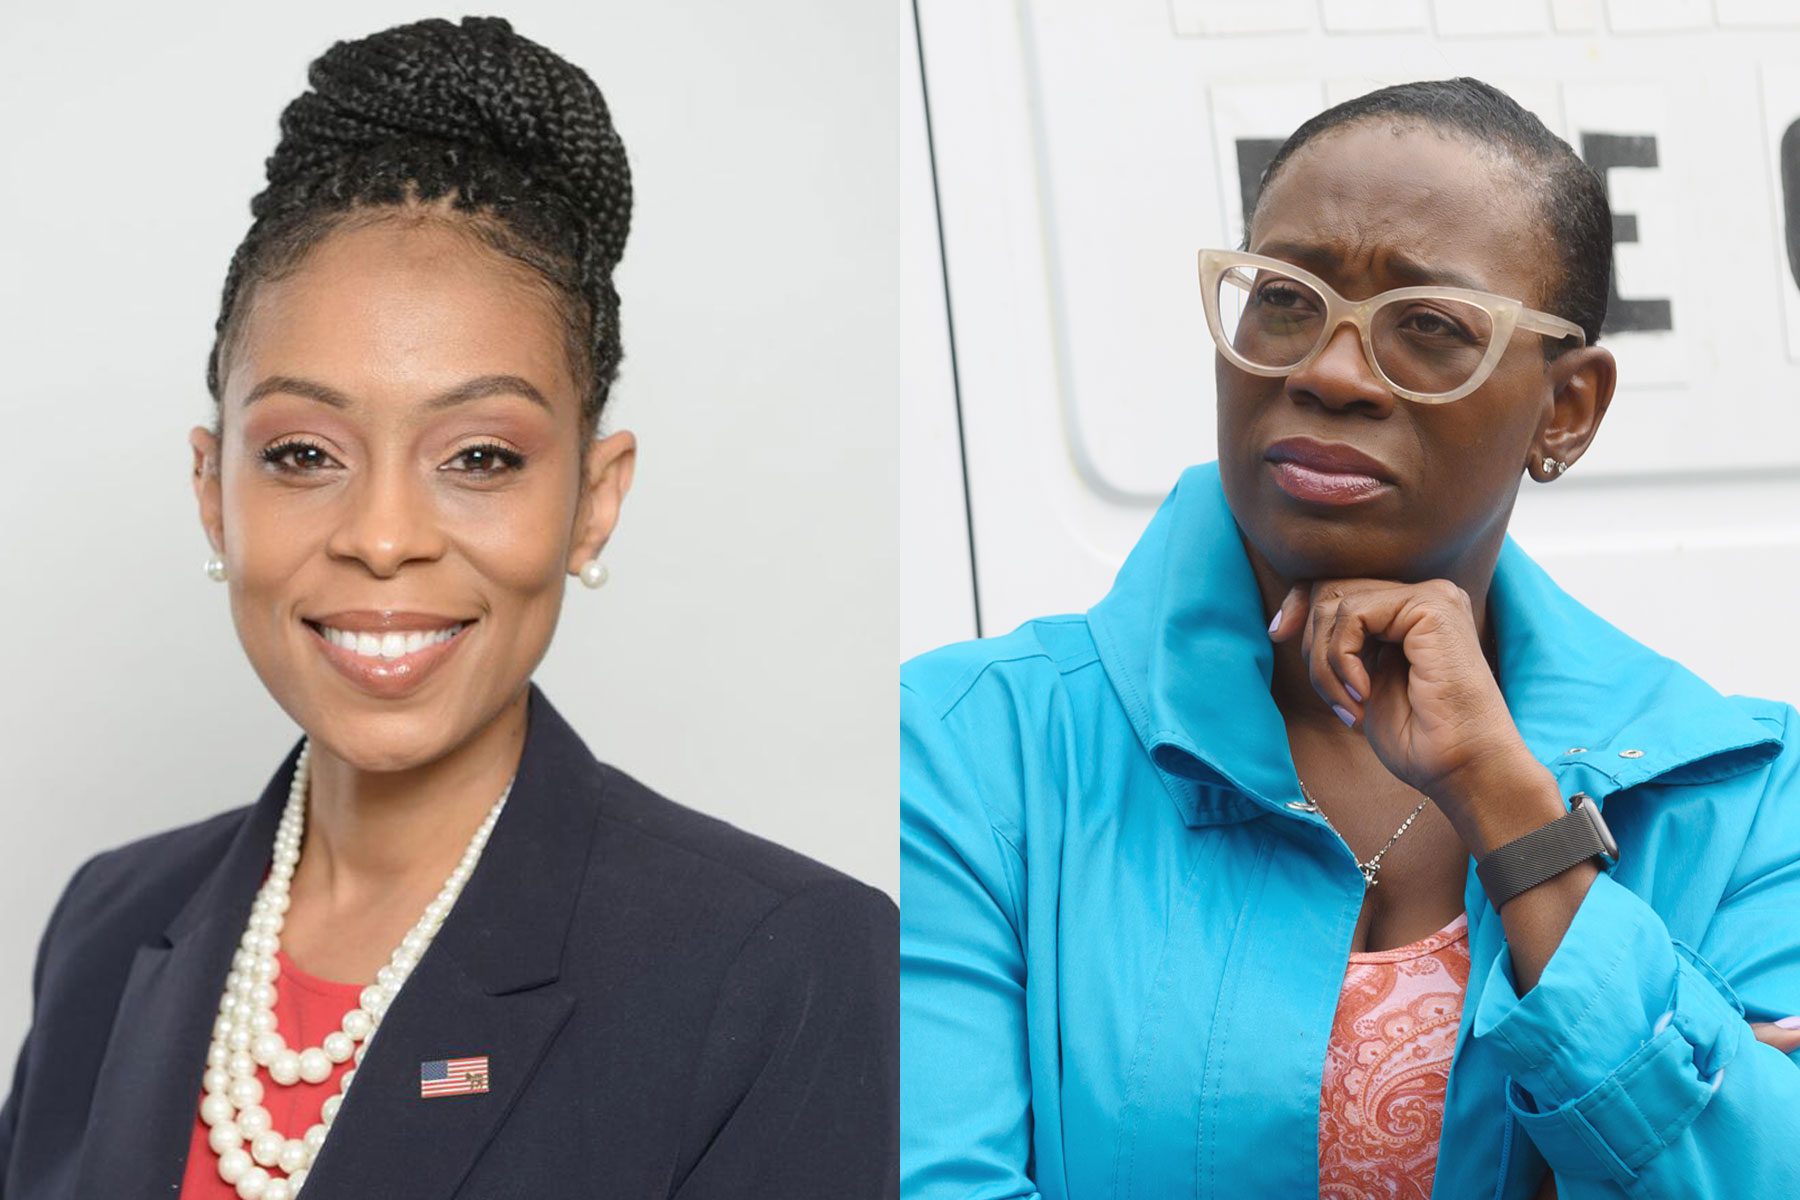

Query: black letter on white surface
left=1236, top=139, right=1286, bottom=229
left=1580, top=132, right=1674, bottom=334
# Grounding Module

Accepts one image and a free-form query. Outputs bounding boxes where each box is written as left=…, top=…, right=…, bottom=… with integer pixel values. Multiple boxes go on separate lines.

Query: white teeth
left=315, top=622, right=465, bottom=659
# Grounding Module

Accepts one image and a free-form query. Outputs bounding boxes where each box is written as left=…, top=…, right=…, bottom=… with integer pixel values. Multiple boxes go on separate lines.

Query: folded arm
left=1471, top=713, right=1800, bottom=1198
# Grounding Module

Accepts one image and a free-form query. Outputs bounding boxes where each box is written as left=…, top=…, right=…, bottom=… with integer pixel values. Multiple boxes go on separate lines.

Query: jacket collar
left=1088, top=461, right=1782, bottom=827
left=77, top=680, right=600, bottom=1198
left=158, top=679, right=597, bottom=992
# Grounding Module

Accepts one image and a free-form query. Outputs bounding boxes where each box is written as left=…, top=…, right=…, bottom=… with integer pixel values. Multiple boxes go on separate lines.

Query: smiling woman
left=0, top=13, right=895, bottom=1200
left=197, top=205, right=633, bottom=744
left=901, top=77, right=1800, bottom=1200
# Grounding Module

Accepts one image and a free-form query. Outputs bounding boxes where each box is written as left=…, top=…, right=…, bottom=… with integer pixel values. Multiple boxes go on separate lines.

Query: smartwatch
left=1475, top=791, right=1618, bottom=910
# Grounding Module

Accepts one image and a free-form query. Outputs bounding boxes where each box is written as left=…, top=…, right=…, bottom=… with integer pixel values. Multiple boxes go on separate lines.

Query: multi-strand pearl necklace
left=197, top=739, right=513, bottom=1199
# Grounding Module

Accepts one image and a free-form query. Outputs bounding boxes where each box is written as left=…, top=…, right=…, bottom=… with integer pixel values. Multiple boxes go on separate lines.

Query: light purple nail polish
left=1268, top=611, right=1281, bottom=634
left=1346, top=682, right=1364, bottom=703
left=1775, top=1016, right=1800, bottom=1029
left=1332, top=704, right=1355, bottom=728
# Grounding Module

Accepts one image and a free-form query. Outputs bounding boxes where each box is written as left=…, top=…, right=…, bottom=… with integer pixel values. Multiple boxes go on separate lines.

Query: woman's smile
left=301, top=610, right=479, bottom=700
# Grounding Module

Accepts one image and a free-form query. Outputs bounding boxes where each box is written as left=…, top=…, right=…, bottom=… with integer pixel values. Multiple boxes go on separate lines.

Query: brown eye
left=442, top=444, right=527, bottom=474
left=1256, top=282, right=1313, bottom=310
left=1401, top=308, right=1476, bottom=342
left=260, top=440, right=340, bottom=472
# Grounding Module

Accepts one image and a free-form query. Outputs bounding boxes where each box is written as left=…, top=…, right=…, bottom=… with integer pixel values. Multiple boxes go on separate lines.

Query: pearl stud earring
left=204, top=554, right=227, bottom=582
left=578, top=558, right=609, bottom=589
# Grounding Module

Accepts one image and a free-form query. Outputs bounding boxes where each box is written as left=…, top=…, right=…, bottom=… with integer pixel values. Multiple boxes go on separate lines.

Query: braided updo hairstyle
left=205, top=15, right=632, bottom=448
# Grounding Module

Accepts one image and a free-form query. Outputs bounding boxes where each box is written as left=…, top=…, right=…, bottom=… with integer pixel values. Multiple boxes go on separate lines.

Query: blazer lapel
left=298, top=681, right=600, bottom=1196
left=295, top=954, right=576, bottom=1196
left=70, top=741, right=297, bottom=1198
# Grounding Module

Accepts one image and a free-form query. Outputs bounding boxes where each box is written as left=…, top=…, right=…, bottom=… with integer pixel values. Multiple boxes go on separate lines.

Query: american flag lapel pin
left=420, top=1054, right=491, bottom=1099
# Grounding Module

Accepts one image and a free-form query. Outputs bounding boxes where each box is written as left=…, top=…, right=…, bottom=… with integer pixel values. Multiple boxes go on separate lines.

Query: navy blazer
left=0, top=682, right=897, bottom=1198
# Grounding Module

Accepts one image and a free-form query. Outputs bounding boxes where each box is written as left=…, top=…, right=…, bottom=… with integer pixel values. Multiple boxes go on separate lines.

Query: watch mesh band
left=1476, top=799, right=1608, bottom=909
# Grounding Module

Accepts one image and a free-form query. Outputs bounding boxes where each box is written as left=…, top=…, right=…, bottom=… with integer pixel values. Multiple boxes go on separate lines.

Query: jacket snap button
left=1566, top=747, right=1588, bottom=755
left=1620, top=749, right=1645, bottom=758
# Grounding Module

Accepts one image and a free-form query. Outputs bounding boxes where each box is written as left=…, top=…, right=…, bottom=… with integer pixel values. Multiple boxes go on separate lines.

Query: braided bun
left=207, top=15, right=633, bottom=435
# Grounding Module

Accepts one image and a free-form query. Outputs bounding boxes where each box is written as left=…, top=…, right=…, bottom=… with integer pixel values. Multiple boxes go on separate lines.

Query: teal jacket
left=901, top=461, right=1800, bottom=1199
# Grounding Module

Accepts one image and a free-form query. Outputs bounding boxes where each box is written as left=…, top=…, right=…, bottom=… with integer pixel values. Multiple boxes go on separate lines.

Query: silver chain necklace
left=1295, top=779, right=1431, bottom=890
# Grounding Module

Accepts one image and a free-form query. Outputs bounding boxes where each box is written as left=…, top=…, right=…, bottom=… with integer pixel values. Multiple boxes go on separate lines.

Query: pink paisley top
left=1318, top=909, right=1472, bottom=1200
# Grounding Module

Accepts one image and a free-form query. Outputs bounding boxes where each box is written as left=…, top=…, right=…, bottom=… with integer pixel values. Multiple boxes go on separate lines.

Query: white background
left=0, top=0, right=897, bottom=1057
left=903, top=0, right=1800, bottom=715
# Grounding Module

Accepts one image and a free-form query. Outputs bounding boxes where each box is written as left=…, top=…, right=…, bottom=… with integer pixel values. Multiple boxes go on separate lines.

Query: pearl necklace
left=196, top=739, right=513, bottom=1199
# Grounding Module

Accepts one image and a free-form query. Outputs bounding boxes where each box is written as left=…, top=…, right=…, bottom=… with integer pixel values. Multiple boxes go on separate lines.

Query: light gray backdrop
left=0, top=0, right=897, bottom=1059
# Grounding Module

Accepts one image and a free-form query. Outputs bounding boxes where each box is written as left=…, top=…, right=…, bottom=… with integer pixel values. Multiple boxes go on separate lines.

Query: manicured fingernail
left=1346, top=682, right=1363, bottom=702
left=1775, top=1016, right=1800, bottom=1029
left=1268, top=610, right=1281, bottom=634
left=1332, top=704, right=1355, bottom=728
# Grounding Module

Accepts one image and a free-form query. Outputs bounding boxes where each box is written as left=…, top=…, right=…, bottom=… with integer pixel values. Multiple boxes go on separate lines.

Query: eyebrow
left=241, top=373, right=552, bottom=413
left=1254, top=240, right=1491, bottom=294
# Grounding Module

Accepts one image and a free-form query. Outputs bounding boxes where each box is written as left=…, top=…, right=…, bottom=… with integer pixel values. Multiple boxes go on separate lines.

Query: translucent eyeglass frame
left=1198, top=248, right=1587, bottom=404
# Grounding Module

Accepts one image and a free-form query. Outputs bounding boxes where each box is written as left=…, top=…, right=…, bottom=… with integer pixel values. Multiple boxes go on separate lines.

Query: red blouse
left=179, top=949, right=364, bottom=1198
left=1317, top=910, right=1473, bottom=1200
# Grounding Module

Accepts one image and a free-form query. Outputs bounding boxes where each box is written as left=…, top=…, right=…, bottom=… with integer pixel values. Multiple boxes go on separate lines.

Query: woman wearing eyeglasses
left=901, top=77, right=1800, bottom=1200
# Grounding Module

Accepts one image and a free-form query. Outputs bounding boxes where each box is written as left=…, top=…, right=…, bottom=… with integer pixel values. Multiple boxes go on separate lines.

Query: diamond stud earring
left=1541, top=456, right=1567, bottom=477
left=204, top=554, right=227, bottom=582
left=578, top=558, right=609, bottom=589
